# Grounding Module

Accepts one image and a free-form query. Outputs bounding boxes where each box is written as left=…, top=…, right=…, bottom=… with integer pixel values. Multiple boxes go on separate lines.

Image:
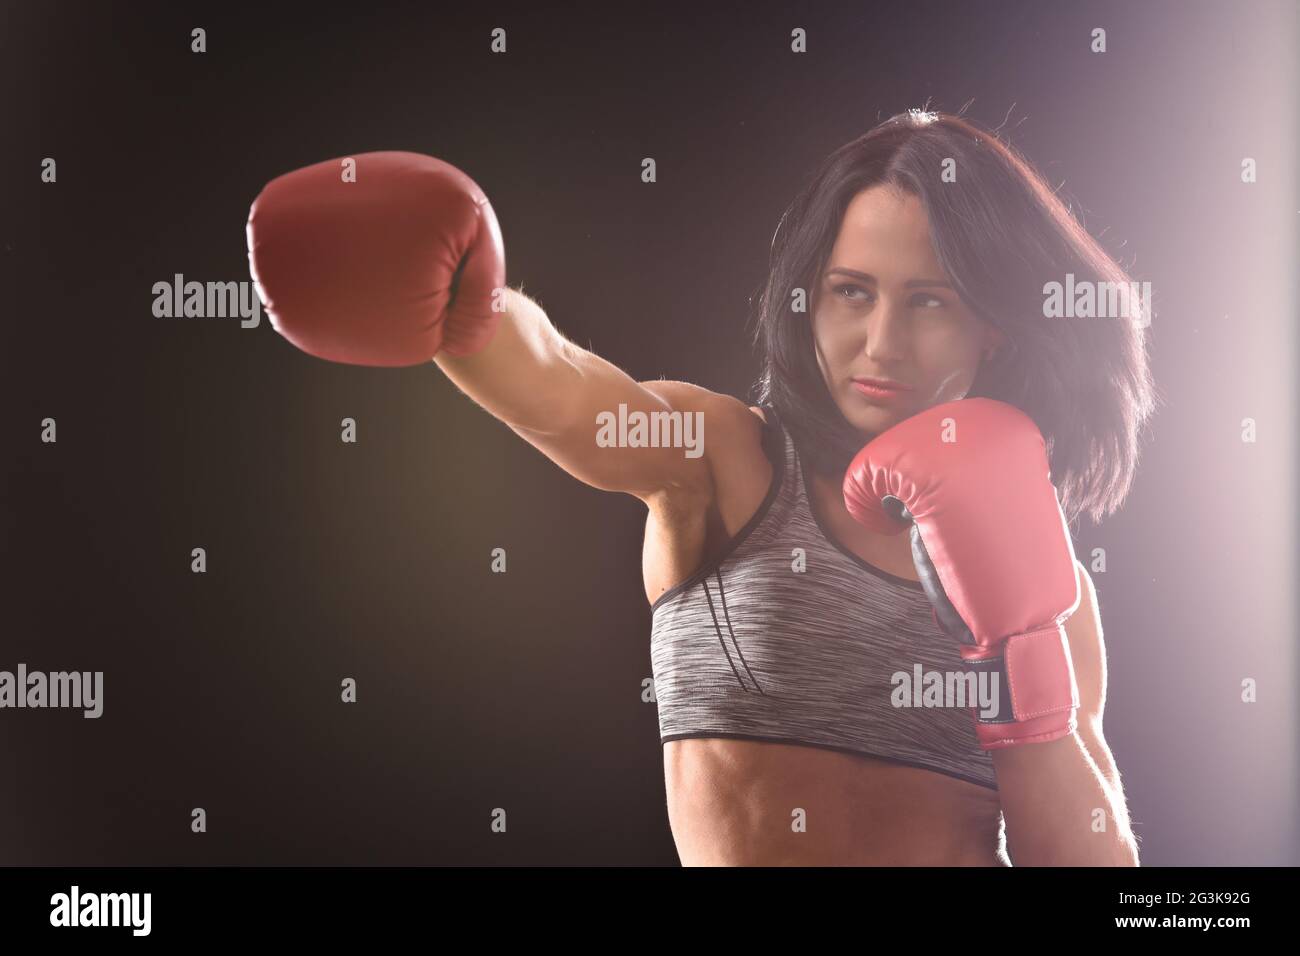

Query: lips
left=852, top=377, right=911, bottom=391
left=851, top=377, right=912, bottom=401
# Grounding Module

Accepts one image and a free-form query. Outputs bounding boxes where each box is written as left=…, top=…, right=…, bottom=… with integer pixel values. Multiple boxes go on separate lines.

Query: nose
left=862, top=300, right=909, bottom=362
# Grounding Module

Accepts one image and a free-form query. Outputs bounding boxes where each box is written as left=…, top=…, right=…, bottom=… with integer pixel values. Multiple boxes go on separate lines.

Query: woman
left=249, top=109, right=1154, bottom=866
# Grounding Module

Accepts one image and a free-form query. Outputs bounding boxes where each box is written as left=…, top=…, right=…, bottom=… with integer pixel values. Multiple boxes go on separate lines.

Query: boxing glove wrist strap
left=961, top=624, right=1080, bottom=748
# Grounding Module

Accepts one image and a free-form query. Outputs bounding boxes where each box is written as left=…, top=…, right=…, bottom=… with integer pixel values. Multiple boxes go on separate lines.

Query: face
left=811, top=185, right=1003, bottom=436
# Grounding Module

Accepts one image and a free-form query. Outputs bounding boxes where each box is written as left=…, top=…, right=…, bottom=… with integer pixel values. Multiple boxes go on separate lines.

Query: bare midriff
left=664, top=737, right=1007, bottom=866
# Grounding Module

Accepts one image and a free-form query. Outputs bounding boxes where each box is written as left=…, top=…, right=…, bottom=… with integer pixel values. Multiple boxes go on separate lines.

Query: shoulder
left=636, top=381, right=772, bottom=519
left=636, top=380, right=767, bottom=449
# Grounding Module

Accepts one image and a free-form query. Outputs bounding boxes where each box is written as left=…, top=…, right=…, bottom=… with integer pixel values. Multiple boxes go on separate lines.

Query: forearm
left=993, top=732, right=1140, bottom=866
left=433, top=286, right=588, bottom=433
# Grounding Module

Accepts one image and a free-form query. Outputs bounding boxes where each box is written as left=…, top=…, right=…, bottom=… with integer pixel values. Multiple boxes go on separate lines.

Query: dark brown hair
left=751, top=109, right=1159, bottom=527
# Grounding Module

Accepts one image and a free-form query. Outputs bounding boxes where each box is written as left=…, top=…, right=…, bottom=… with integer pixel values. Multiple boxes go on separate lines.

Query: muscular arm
left=992, top=561, right=1140, bottom=866
left=433, top=286, right=732, bottom=502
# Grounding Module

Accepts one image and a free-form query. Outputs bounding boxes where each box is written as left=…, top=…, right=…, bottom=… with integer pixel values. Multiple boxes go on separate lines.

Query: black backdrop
left=2, top=0, right=1296, bottom=865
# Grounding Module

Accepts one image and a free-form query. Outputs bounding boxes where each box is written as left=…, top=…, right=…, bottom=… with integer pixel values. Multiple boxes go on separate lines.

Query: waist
left=664, top=737, right=1007, bottom=866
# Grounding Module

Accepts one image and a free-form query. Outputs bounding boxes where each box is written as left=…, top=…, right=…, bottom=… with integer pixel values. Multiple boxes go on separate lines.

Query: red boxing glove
left=842, top=398, right=1081, bottom=749
left=246, top=151, right=505, bottom=366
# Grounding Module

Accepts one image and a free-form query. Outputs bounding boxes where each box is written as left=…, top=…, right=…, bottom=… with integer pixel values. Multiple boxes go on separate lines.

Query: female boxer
left=249, top=109, right=1154, bottom=865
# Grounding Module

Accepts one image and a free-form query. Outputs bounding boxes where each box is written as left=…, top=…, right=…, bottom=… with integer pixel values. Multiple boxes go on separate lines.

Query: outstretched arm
left=435, top=287, right=714, bottom=501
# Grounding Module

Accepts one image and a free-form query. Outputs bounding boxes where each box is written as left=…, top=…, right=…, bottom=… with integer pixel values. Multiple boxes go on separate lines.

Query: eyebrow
left=825, top=267, right=952, bottom=289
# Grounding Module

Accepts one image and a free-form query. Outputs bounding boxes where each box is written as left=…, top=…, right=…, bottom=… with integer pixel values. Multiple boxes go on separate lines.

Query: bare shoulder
left=638, top=379, right=758, bottom=418
left=637, top=380, right=767, bottom=456
left=635, top=381, right=771, bottom=528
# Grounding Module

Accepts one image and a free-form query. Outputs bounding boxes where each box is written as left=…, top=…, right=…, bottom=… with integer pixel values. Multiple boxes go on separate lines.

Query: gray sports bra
left=649, top=405, right=997, bottom=790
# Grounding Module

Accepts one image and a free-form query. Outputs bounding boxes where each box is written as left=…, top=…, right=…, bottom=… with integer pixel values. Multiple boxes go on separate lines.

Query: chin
left=839, top=395, right=908, bottom=436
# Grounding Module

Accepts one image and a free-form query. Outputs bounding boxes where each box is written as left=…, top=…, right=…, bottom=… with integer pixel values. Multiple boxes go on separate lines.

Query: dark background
left=2, top=0, right=1296, bottom=865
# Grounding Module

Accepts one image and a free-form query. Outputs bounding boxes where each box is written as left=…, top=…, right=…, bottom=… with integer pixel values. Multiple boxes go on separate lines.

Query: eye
left=833, top=282, right=871, bottom=302
left=832, top=283, right=946, bottom=309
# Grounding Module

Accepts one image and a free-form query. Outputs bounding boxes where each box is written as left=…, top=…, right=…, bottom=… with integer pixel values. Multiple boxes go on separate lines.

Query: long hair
left=751, top=109, right=1159, bottom=527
